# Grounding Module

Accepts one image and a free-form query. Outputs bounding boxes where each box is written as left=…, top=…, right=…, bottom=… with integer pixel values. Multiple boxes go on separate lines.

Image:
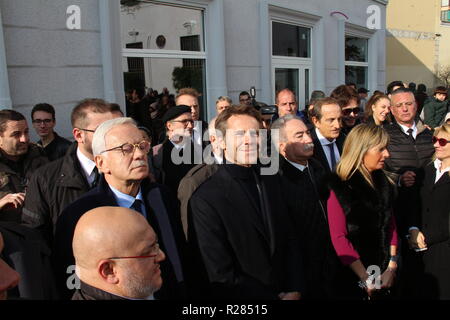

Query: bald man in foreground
left=72, top=206, right=165, bottom=300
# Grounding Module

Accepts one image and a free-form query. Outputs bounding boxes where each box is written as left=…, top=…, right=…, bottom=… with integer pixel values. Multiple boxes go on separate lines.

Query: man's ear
left=73, top=128, right=83, bottom=144
left=98, top=260, right=119, bottom=284
left=95, top=155, right=110, bottom=175
left=279, top=142, right=287, bottom=158
left=311, top=116, right=319, bottom=127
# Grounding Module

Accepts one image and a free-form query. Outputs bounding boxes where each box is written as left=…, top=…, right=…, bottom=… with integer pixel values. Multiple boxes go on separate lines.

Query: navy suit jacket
left=311, top=129, right=346, bottom=173
left=53, top=176, right=186, bottom=300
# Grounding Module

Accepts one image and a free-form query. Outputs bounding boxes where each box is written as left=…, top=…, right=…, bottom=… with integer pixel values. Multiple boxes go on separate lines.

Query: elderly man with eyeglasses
left=71, top=206, right=165, bottom=300
left=54, top=117, right=186, bottom=300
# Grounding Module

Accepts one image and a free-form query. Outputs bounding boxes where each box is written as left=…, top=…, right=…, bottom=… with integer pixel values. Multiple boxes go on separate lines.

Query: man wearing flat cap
left=151, top=105, right=198, bottom=196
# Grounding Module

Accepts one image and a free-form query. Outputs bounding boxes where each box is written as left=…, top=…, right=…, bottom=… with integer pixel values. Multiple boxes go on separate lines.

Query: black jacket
left=383, top=121, right=434, bottom=175
left=278, top=157, right=339, bottom=299
left=412, top=162, right=450, bottom=299
left=0, top=144, right=48, bottom=223
left=326, top=170, right=396, bottom=272
left=325, top=170, right=397, bottom=299
left=0, top=222, right=58, bottom=299
left=53, top=176, right=186, bottom=300
left=22, top=143, right=90, bottom=244
left=37, top=132, right=72, bottom=162
left=310, top=128, right=346, bottom=173
left=383, top=121, right=434, bottom=235
left=72, top=281, right=126, bottom=300
left=188, top=164, right=304, bottom=300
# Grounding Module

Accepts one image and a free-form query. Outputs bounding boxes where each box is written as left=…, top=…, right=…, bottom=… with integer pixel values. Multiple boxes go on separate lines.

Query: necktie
left=328, top=143, right=337, bottom=170
left=130, top=199, right=144, bottom=216
left=407, top=128, right=415, bottom=142
left=91, top=167, right=100, bottom=188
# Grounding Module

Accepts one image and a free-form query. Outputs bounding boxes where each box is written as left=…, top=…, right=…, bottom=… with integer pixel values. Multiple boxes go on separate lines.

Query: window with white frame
left=345, top=36, right=368, bottom=89
left=442, top=0, right=450, bottom=23
left=271, top=21, right=312, bottom=106
left=120, top=1, right=207, bottom=117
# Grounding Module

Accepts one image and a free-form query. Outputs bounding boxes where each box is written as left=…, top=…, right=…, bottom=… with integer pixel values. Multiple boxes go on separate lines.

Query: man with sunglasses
left=31, top=103, right=71, bottom=161
left=330, top=84, right=361, bottom=135
left=383, top=87, right=434, bottom=298
left=72, top=206, right=165, bottom=300
left=55, top=118, right=186, bottom=300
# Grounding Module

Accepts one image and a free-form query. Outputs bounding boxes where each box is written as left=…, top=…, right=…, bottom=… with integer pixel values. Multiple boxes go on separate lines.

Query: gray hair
left=92, top=117, right=137, bottom=156
left=216, top=96, right=232, bottom=105
left=271, top=114, right=303, bottom=143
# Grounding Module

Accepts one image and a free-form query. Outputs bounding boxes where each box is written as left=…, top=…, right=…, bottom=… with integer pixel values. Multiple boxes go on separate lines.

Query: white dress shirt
left=193, top=120, right=203, bottom=148
left=286, top=158, right=307, bottom=172
left=434, top=158, right=450, bottom=184
left=315, top=128, right=340, bottom=170
left=398, top=122, right=418, bottom=139
left=76, top=148, right=97, bottom=186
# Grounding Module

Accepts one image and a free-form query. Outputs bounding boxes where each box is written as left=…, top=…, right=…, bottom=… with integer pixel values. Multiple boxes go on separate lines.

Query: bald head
left=73, top=207, right=150, bottom=269
left=72, top=206, right=164, bottom=299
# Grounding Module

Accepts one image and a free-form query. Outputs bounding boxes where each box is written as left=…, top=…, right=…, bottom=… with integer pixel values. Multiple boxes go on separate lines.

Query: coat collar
left=58, top=142, right=90, bottom=189
left=219, top=165, right=276, bottom=255
left=76, top=281, right=126, bottom=300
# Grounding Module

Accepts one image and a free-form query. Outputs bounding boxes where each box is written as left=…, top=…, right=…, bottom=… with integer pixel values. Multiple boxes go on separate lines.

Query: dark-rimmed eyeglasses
left=107, top=242, right=160, bottom=260
left=32, top=119, right=53, bottom=125
left=78, top=128, right=96, bottom=133
left=432, top=136, right=450, bottom=147
left=100, top=140, right=151, bottom=156
left=342, top=107, right=360, bottom=116
left=171, top=119, right=194, bottom=127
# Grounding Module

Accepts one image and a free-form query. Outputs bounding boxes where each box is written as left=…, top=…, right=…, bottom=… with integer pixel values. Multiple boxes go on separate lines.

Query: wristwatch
left=389, top=255, right=399, bottom=263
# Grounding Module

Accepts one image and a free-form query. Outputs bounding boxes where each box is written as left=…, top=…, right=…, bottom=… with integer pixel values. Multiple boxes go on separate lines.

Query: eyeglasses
left=100, top=140, right=151, bottom=156
left=342, top=107, right=360, bottom=116
left=171, top=119, right=194, bottom=127
left=78, top=128, right=96, bottom=133
left=432, top=136, right=450, bottom=147
left=32, top=119, right=53, bottom=125
left=108, top=242, right=160, bottom=260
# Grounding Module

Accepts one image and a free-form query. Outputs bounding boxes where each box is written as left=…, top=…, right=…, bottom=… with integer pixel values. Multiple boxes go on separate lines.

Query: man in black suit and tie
left=272, top=114, right=338, bottom=299
left=310, top=97, right=345, bottom=172
left=54, top=118, right=186, bottom=300
left=188, top=105, right=303, bottom=300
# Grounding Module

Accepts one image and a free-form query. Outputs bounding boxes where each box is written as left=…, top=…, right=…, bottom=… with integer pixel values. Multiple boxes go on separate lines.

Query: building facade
left=0, top=0, right=388, bottom=140
left=386, top=0, right=450, bottom=91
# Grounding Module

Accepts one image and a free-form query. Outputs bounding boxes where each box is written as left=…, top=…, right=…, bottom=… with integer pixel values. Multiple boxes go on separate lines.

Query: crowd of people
left=0, top=80, right=449, bottom=301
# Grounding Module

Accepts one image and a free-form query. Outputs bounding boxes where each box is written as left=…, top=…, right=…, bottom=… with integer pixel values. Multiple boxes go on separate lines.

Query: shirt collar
left=315, top=128, right=336, bottom=145
left=193, top=120, right=201, bottom=131
left=76, top=147, right=96, bottom=177
left=109, top=184, right=143, bottom=208
left=434, top=158, right=450, bottom=173
left=169, top=139, right=186, bottom=150
left=285, top=158, right=307, bottom=172
left=398, top=122, right=417, bottom=135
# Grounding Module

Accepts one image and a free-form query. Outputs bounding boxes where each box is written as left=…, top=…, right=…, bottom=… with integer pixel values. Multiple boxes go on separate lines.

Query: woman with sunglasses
left=364, top=93, right=392, bottom=126
left=326, top=124, right=398, bottom=299
left=409, top=124, right=450, bottom=299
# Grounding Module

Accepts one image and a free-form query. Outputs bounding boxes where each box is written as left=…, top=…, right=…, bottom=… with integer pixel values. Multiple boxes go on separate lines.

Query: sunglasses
left=342, top=107, right=360, bottom=116
left=432, top=136, right=450, bottom=147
